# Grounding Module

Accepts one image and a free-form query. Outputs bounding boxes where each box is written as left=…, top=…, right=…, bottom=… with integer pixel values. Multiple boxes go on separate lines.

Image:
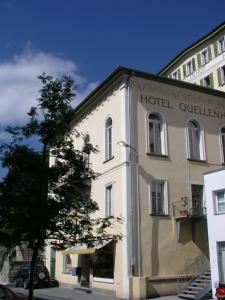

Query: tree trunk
left=28, top=240, right=40, bottom=300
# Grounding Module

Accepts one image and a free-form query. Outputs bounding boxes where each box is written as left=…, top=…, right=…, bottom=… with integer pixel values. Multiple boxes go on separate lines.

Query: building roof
left=158, top=20, right=225, bottom=76
left=73, top=66, right=225, bottom=120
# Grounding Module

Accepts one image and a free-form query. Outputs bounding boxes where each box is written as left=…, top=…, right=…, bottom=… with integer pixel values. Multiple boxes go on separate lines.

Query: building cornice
left=158, top=20, right=225, bottom=76
left=72, top=66, right=225, bottom=124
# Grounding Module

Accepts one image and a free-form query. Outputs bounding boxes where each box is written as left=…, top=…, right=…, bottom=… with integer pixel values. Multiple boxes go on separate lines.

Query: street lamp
left=117, top=140, right=141, bottom=277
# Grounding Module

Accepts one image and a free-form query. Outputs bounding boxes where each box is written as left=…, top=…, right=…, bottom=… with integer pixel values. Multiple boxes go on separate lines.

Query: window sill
left=62, top=272, right=72, bottom=275
left=103, top=156, right=114, bottom=164
left=147, top=153, right=168, bottom=158
left=187, top=158, right=207, bottom=163
left=150, top=213, right=169, bottom=217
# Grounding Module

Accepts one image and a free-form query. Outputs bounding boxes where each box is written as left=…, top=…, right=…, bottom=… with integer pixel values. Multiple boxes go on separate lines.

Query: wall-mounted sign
left=140, top=94, right=225, bottom=120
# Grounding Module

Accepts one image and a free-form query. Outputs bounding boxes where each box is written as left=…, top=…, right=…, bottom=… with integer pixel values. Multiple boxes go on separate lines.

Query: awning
left=61, top=240, right=112, bottom=255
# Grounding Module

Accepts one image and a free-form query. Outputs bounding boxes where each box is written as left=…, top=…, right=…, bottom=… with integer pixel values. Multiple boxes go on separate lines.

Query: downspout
left=126, top=71, right=141, bottom=278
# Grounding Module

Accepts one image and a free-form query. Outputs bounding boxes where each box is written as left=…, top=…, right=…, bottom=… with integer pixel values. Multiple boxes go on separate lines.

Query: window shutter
left=183, top=64, right=187, bottom=77
left=178, top=68, right=181, bottom=80
left=197, top=53, right=202, bottom=68
left=209, top=73, right=214, bottom=88
left=214, top=41, right=218, bottom=57
left=208, top=46, right=212, bottom=61
left=217, top=68, right=222, bottom=86
left=192, top=58, right=196, bottom=71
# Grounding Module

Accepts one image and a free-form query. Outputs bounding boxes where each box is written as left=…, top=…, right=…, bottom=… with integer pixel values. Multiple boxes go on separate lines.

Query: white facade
left=204, top=168, right=225, bottom=298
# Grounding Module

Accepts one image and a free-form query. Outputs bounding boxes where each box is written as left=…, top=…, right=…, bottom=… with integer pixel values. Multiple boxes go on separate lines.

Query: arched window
left=221, top=127, right=225, bottom=163
left=83, top=134, right=90, bottom=168
left=148, top=113, right=166, bottom=155
left=105, top=117, right=113, bottom=160
left=187, top=120, right=205, bottom=160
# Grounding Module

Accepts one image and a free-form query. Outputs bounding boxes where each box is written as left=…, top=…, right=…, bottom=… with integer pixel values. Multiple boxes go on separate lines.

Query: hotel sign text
left=140, top=94, right=225, bottom=120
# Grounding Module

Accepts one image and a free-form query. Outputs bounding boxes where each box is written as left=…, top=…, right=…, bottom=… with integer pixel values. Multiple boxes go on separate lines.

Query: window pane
left=105, top=118, right=113, bottom=159
left=218, top=242, right=225, bottom=283
left=188, top=121, right=200, bottom=160
left=149, top=114, right=162, bottom=154
left=151, top=181, right=165, bottom=214
left=106, top=185, right=112, bottom=217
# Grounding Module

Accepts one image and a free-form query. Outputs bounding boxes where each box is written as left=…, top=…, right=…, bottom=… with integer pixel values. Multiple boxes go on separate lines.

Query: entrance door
left=218, top=242, right=225, bottom=283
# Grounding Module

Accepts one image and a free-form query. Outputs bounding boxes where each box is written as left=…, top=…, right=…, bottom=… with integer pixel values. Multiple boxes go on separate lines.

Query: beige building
left=47, top=67, right=225, bottom=299
left=159, top=21, right=225, bottom=91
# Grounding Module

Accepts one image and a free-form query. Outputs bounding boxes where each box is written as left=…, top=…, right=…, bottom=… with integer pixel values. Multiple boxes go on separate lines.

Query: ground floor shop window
left=93, top=242, right=114, bottom=283
left=63, top=254, right=72, bottom=274
left=217, top=242, right=225, bottom=284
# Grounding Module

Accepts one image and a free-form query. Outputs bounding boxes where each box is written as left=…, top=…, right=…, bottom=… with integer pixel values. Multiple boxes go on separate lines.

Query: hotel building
left=46, top=66, right=225, bottom=299
left=159, top=21, right=225, bottom=92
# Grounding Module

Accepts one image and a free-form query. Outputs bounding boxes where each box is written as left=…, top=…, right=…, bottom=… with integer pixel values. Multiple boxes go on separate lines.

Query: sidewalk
left=12, top=286, right=180, bottom=300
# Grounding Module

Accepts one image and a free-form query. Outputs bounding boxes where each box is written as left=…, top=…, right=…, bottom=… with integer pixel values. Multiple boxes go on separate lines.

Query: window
left=202, top=76, right=210, bottom=88
left=186, top=60, right=194, bottom=75
left=83, top=134, right=91, bottom=168
left=63, top=254, right=72, bottom=273
left=93, top=242, right=114, bottom=282
left=105, top=117, right=113, bottom=160
left=172, top=71, right=178, bottom=79
left=105, top=184, right=113, bottom=217
left=150, top=180, right=168, bottom=215
left=218, top=37, right=225, bottom=54
left=148, top=112, right=167, bottom=155
left=217, top=242, right=225, bottom=284
left=214, top=190, right=225, bottom=214
left=201, top=49, right=209, bottom=65
left=218, top=65, right=225, bottom=86
left=221, top=127, right=225, bottom=163
left=187, top=120, right=205, bottom=160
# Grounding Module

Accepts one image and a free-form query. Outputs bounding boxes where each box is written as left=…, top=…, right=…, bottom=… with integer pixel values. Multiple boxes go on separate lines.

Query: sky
left=0, top=0, right=225, bottom=174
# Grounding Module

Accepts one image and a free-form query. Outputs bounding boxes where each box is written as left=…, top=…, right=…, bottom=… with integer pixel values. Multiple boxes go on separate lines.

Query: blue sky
left=0, top=0, right=224, bottom=173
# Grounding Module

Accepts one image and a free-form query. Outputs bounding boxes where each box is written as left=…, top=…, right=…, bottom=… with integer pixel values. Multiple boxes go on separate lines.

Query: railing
left=174, top=197, right=207, bottom=219
left=177, top=257, right=210, bottom=293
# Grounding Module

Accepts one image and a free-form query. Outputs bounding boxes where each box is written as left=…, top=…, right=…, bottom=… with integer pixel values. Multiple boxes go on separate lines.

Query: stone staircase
left=179, top=270, right=212, bottom=300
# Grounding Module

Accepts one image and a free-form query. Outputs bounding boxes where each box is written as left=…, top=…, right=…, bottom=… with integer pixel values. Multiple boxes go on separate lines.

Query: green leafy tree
left=0, top=75, right=122, bottom=300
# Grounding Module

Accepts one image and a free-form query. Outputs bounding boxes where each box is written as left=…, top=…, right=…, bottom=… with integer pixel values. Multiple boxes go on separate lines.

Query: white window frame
left=146, top=111, right=167, bottom=155
left=105, top=116, right=113, bottom=160
left=214, top=189, right=225, bottom=214
left=186, top=60, right=194, bottom=76
left=149, top=180, right=168, bottom=215
left=186, top=119, right=206, bottom=161
left=201, top=48, right=209, bottom=66
left=218, top=37, right=225, bottom=54
left=220, top=126, right=225, bottom=163
left=105, top=184, right=113, bottom=217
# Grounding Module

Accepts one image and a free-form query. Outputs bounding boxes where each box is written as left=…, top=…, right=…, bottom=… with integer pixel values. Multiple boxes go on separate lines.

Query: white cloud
left=0, top=48, right=98, bottom=126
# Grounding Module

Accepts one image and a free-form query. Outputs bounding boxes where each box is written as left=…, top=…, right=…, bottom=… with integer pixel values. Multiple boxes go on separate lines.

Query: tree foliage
left=0, top=75, right=122, bottom=300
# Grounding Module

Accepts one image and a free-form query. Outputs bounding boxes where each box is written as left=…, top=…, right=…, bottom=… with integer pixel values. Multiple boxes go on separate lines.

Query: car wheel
left=24, top=279, right=29, bottom=289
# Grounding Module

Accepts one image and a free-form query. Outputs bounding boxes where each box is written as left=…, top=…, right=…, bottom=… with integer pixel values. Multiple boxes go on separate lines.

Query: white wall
left=204, top=169, right=225, bottom=298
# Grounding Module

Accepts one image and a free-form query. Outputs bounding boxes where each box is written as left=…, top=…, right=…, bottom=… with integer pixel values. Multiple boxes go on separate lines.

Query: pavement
left=11, top=286, right=180, bottom=300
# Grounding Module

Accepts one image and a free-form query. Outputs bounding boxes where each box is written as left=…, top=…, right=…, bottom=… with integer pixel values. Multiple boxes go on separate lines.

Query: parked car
left=14, top=265, right=50, bottom=289
left=0, top=284, right=28, bottom=299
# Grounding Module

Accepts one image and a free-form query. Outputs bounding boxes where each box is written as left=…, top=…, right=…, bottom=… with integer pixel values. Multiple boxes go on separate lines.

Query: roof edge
left=158, top=20, right=225, bottom=75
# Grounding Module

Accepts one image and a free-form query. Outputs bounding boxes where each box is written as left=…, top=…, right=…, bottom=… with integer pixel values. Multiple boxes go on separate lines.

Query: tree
left=0, top=75, right=122, bottom=300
